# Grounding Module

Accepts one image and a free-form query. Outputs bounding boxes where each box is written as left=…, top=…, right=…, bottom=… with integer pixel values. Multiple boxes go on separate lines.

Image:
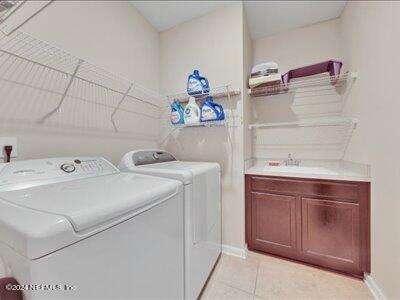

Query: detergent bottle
left=200, top=96, right=225, bottom=122
left=187, top=70, right=210, bottom=96
left=170, top=100, right=185, bottom=125
left=184, top=97, right=201, bottom=125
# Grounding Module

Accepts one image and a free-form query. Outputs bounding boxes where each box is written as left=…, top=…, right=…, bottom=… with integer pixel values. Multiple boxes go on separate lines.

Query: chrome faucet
left=284, top=154, right=301, bottom=166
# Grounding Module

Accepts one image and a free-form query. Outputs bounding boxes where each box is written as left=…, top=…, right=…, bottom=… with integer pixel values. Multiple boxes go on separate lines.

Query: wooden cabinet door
left=301, top=197, right=361, bottom=275
left=250, top=192, right=298, bottom=259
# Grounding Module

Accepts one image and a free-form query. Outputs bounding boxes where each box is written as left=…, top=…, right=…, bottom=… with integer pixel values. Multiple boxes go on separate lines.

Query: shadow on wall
left=253, top=93, right=297, bottom=123
left=251, top=81, right=354, bottom=160
left=161, top=94, right=244, bottom=180
left=253, top=84, right=348, bottom=124
left=163, top=126, right=230, bottom=173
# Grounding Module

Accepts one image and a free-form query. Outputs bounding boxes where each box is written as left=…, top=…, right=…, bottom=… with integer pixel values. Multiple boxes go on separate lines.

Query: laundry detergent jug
left=201, top=96, right=225, bottom=122
left=184, top=97, right=201, bottom=125
left=170, top=100, right=185, bottom=125
left=187, top=70, right=210, bottom=96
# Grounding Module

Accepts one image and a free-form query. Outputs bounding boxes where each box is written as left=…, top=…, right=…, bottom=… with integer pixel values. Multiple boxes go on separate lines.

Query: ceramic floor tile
left=213, top=254, right=259, bottom=294
left=201, top=281, right=254, bottom=300
left=203, top=251, right=372, bottom=300
left=312, top=269, right=373, bottom=299
left=200, top=277, right=217, bottom=300
left=255, top=258, right=320, bottom=299
left=246, top=250, right=269, bottom=261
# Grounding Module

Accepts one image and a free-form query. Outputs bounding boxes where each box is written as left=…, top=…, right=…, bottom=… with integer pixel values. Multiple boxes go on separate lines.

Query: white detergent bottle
left=184, top=96, right=201, bottom=125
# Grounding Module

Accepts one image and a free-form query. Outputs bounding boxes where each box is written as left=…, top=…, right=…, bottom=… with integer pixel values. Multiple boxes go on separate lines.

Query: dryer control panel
left=0, top=157, right=118, bottom=191
left=130, top=150, right=176, bottom=166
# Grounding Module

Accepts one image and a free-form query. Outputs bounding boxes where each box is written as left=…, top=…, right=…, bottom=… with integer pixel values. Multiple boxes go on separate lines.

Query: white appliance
left=119, top=150, right=221, bottom=300
left=0, top=157, right=184, bottom=300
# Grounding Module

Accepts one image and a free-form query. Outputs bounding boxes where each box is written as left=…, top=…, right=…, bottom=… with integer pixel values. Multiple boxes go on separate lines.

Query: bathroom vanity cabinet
left=245, top=175, right=370, bottom=277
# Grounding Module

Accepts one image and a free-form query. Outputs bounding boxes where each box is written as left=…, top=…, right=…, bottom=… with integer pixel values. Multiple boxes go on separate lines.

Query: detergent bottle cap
left=188, top=96, right=196, bottom=104
left=193, top=70, right=199, bottom=76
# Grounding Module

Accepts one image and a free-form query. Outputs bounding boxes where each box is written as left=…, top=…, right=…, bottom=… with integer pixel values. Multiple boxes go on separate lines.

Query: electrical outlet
left=0, top=137, right=17, bottom=159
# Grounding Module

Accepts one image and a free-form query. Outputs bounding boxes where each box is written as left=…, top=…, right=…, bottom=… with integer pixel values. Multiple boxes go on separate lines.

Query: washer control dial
left=152, top=153, right=160, bottom=160
left=60, top=163, right=76, bottom=173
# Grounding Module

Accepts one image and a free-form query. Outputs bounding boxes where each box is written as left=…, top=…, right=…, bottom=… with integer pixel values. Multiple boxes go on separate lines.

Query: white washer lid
left=122, top=161, right=220, bottom=185
left=0, top=172, right=182, bottom=258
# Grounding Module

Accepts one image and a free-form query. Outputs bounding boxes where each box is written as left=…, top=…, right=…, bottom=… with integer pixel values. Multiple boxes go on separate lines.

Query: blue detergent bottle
left=200, top=96, right=225, bottom=122
left=187, top=70, right=210, bottom=96
left=170, top=100, right=185, bottom=125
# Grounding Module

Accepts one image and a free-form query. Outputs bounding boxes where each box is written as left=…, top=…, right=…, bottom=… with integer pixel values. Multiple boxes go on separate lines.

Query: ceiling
left=131, top=1, right=347, bottom=40
left=244, top=1, right=346, bottom=39
left=131, top=1, right=235, bottom=32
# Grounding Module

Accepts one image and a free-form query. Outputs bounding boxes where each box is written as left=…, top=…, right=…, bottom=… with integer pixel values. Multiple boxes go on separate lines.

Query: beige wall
left=1, top=1, right=160, bottom=164
left=243, top=8, right=253, bottom=168
left=340, top=2, right=400, bottom=298
left=160, top=3, right=246, bottom=250
left=23, top=1, right=160, bottom=90
left=253, top=18, right=343, bottom=74
left=251, top=19, right=345, bottom=160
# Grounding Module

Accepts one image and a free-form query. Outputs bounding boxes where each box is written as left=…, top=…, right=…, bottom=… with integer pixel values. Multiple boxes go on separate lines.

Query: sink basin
left=262, top=166, right=338, bottom=175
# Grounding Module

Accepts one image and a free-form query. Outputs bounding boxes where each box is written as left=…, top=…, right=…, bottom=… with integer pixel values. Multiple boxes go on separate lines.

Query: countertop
left=245, top=160, right=371, bottom=182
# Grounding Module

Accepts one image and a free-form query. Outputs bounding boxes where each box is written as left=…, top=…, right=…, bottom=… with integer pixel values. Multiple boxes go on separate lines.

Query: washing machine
left=119, top=150, right=221, bottom=300
left=0, top=157, right=184, bottom=300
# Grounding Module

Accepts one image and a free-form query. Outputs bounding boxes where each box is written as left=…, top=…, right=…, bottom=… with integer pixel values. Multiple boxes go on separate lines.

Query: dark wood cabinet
left=245, top=175, right=370, bottom=277
left=301, top=197, right=361, bottom=274
left=251, top=192, right=297, bottom=258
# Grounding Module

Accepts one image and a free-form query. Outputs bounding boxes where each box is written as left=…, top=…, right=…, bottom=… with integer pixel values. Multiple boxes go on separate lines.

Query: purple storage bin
left=282, top=60, right=343, bottom=87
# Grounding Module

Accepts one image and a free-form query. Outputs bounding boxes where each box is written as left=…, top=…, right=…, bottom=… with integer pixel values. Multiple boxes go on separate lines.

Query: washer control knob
left=60, top=163, right=76, bottom=173
left=152, top=153, right=160, bottom=160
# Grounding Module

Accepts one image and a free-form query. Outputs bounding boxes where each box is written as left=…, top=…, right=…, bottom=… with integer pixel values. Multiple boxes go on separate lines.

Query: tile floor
left=201, top=251, right=373, bottom=300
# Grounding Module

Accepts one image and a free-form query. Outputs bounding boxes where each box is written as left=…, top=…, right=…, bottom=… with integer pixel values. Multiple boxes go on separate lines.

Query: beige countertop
left=245, top=160, right=371, bottom=182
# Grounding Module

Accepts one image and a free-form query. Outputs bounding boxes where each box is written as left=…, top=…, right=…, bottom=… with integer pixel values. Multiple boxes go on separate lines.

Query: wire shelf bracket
left=39, top=58, right=83, bottom=123
left=111, top=82, right=134, bottom=132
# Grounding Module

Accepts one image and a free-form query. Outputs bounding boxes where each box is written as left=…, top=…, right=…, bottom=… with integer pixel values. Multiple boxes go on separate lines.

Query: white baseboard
left=221, top=244, right=248, bottom=259
left=364, top=274, right=387, bottom=300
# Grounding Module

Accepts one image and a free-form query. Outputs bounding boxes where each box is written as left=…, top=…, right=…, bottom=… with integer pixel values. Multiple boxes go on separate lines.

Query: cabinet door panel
left=301, top=197, right=361, bottom=274
left=250, top=192, right=297, bottom=258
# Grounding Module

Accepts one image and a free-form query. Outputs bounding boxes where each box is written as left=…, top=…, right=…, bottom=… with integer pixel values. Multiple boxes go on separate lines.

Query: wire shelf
left=0, top=1, right=24, bottom=24
left=0, top=25, right=164, bottom=138
left=167, top=85, right=241, bottom=103
left=249, top=117, right=357, bottom=130
left=160, top=85, right=239, bottom=149
left=248, top=72, right=357, bottom=98
left=251, top=117, right=357, bottom=160
left=171, top=120, right=226, bottom=128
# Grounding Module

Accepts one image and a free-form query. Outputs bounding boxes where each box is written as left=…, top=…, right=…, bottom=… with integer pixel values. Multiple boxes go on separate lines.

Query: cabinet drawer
left=250, top=176, right=359, bottom=202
